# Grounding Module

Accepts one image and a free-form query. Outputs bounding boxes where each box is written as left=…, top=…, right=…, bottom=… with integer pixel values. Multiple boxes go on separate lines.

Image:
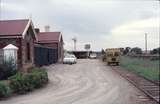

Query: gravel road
left=0, top=59, right=153, bottom=104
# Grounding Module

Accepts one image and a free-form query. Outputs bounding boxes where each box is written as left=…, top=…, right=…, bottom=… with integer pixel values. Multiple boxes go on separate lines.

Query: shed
left=36, top=31, right=64, bottom=62
left=0, top=19, right=37, bottom=70
left=69, top=51, right=89, bottom=59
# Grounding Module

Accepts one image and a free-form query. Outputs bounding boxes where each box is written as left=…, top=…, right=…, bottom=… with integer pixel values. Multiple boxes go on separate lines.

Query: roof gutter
left=0, top=35, right=22, bottom=38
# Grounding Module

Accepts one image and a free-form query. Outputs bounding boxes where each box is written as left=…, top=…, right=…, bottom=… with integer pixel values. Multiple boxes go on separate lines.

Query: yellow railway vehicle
left=105, top=48, right=121, bottom=65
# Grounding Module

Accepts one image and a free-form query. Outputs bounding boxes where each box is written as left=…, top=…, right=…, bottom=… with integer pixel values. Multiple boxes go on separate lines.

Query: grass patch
left=120, top=56, right=160, bottom=81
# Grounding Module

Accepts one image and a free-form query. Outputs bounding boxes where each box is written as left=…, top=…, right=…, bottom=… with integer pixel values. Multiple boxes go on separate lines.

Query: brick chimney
left=45, top=25, right=50, bottom=32
left=35, top=28, right=40, bottom=34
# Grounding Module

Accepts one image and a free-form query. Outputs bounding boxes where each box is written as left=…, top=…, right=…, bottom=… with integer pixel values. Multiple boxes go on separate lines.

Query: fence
left=128, top=54, right=160, bottom=60
left=34, top=45, right=58, bottom=66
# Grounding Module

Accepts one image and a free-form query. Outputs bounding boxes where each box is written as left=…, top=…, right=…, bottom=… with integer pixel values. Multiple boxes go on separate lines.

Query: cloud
left=111, top=17, right=159, bottom=36
left=108, top=17, right=159, bottom=50
left=2, top=2, right=26, bottom=12
left=1, top=0, right=159, bottom=51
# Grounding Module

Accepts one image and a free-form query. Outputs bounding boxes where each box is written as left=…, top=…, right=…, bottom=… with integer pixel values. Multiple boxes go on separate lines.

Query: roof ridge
left=0, top=19, right=29, bottom=22
left=39, top=32, right=61, bottom=33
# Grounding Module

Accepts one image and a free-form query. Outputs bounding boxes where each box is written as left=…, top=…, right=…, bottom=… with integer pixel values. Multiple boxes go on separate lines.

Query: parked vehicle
left=63, top=54, right=77, bottom=64
left=89, top=53, right=97, bottom=59
left=105, top=48, right=121, bottom=65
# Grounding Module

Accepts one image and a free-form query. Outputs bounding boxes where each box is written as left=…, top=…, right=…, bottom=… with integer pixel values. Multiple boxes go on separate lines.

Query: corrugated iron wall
left=0, top=49, right=3, bottom=64
left=34, top=46, right=58, bottom=66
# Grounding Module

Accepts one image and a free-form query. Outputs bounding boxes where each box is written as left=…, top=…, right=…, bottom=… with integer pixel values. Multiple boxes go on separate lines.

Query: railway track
left=111, top=66, right=159, bottom=104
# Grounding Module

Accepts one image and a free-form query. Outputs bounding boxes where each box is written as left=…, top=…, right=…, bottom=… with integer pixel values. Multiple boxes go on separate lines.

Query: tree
left=130, top=47, right=142, bottom=54
left=150, top=47, right=160, bottom=54
left=123, top=47, right=131, bottom=55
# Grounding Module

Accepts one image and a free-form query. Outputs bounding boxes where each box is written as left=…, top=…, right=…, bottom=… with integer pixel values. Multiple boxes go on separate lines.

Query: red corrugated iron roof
left=0, top=19, right=29, bottom=36
left=37, top=32, right=62, bottom=43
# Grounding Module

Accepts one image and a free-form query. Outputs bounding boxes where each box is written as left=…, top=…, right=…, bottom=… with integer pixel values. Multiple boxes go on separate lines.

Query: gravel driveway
left=0, top=59, right=153, bottom=104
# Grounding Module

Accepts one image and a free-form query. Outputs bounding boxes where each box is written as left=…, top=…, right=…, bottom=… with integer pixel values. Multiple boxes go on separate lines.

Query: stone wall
left=21, top=27, right=35, bottom=70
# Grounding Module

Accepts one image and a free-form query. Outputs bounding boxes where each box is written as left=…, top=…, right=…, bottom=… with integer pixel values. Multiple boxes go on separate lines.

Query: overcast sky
left=0, top=0, right=159, bottom=51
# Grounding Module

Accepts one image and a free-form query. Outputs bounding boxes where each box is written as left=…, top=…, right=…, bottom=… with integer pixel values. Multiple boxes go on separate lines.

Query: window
left=27, top=43, right=30, bottom=61
left=114, top=52, right=119, bottom=56
left=107, top=53, right=113, bottom=56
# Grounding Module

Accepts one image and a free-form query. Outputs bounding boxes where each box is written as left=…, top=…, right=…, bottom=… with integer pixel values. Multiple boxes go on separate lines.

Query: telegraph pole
left=145, top=33, right=148, bottom=54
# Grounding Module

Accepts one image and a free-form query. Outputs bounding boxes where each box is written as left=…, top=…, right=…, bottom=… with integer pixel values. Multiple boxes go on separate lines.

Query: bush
left=0, top=82, right=11, bottom=98
left=28, top=67, right=48, bottom=87
left=9, top=72, right=32, bottom=94
left=0, top=60, right=17, bottom=80
left=150, top=47, right=160, bottom=54
left=9, top=68, right=48, bottom=94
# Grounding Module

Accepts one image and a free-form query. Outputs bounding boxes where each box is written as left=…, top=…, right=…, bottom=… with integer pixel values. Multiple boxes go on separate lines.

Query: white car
left=63, top=54, right=77, bottom=64
left=89, top=53, right=97, bottom=59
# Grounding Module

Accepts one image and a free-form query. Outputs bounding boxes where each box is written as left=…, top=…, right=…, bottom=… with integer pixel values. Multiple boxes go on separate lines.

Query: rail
left=111, top=66, right=159, bottom=103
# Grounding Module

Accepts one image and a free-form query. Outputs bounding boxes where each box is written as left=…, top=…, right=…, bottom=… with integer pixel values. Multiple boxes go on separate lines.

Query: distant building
left=0, top=19, right=37, bottom=70
left=36, top=31, right=64, bottom=62
left=69, top=51, right=88, bottom=59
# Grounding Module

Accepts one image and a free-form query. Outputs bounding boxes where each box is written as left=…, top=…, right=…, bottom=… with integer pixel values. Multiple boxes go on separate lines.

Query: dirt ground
left=0, top=59, right=154, bottom=104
